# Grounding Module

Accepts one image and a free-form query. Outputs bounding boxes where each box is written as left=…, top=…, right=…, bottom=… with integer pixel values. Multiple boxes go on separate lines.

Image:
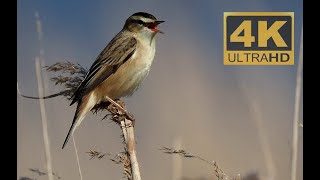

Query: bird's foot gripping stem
left=105, top=96, right=135, bottom=126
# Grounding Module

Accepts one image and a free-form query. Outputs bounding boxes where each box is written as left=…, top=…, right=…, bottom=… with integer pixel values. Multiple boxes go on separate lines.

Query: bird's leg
left=114, top=99, right=135, bottom=126
left=104, top=96, right=135, bottom=122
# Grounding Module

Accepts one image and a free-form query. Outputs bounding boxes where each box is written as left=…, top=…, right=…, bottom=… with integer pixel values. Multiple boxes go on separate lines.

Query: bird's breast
left=134, top=39, right=156, bottom=69
left=96, top=39, right=156, bottom=100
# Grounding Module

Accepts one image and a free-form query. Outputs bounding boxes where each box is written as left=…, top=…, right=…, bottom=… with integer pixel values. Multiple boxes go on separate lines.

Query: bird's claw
left=107, top=99, right=135, bottom=126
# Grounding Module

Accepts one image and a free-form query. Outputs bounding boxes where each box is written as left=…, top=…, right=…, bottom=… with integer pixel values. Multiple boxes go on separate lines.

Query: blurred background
left=17, top=0, right=303, bottom=180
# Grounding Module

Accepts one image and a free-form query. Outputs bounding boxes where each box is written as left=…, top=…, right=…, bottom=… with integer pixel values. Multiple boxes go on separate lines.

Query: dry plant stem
left=107, top=97, right=141, bottom=180
left=72, top=135, right=83, bottom=180
left=108, top=101, right=140, bottom=180
left=290, top=25, right=303, bottom=180
left=159, top=147, right=237, bottom=180
left=123, top=119, right=141, bottom=180
left=121, top=120, right=128, bottom=143
left=35, top=58, right=54, bottom=180
left=34, top=11, right=54, bottom=180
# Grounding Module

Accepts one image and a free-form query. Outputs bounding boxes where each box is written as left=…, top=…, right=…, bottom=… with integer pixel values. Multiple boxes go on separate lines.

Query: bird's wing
left=70, top=33, right=137, bottom=105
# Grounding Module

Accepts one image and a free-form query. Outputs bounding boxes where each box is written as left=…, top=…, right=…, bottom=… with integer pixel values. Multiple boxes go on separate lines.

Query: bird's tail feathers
left=62, top=94, right=96, bottom=149
left=62, top=113, right=81, bottom=149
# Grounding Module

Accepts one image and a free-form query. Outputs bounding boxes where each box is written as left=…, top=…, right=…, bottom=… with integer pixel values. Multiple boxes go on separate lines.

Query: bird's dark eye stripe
left=136, top=20, right=146, bottom=26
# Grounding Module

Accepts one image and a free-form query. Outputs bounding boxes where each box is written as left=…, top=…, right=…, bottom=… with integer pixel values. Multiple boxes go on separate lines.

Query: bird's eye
left=137, top=20, right=145, bottom=26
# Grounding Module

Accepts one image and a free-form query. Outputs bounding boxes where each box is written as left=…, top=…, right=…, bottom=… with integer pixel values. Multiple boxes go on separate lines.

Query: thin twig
left=19, top=168, right=62, bottom=180
left=35, top=57, right=54, bottom=180
left=34, top=11, right=54, bottom=180
left=159, top=147, right=239, bottom=180
left=72, top=135, right=83, bottom=180
left=290, top=24, right=303, bottom=180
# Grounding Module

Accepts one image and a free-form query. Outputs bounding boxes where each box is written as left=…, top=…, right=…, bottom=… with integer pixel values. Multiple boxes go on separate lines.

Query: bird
left=62, top=12, right=164, bottom=149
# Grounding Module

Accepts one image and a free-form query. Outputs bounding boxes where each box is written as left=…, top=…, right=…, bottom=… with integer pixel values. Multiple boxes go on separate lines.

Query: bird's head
left=124, top=12, right=164, bottom=36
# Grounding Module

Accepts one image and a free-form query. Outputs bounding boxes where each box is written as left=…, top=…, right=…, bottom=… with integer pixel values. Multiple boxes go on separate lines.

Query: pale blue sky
left=17, top=0, right=303, bottom=93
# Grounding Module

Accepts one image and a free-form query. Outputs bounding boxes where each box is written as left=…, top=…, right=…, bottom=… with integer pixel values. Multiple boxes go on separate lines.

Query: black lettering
left=252, top=53, right=259, bottom=62
left=228, top=53, right=236, bottom=62
left=261, top=54, right=268, bottom=62
left=281, top=53, right=290, bottom=62
left=269, top=53, right=279, bottom=62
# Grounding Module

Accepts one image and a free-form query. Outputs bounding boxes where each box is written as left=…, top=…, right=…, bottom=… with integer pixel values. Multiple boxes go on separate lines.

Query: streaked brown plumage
left=62, top=12, right=164, bottom=149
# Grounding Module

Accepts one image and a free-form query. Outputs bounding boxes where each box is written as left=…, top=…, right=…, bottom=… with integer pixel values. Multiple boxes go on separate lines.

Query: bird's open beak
left=148, top=20, right=165, bottom=33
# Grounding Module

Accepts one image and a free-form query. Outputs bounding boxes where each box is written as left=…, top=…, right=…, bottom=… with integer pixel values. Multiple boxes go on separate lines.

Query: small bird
left=62, top=12, right=164, bottom=149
